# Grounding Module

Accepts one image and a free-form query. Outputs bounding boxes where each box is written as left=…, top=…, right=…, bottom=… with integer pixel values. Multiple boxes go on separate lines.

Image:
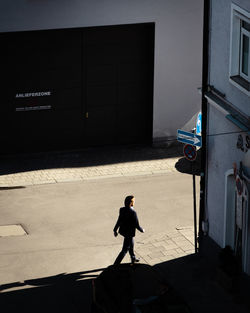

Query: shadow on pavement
left=0, top=186, right=26, bottom=190
left=0, top=143, right=183, bottom=175
left=2, top=247, right=250, bottom=313
left=175, top=148, right=201, bottom=176
left=154, top=237, right=250, bottom=313
left=0, top=268, right=105, bottom=313
left=92, top=238, right=250, bottom=313
left=92, top=263, right=191, bottom=313
left=1, top=264, right=191, bottom=313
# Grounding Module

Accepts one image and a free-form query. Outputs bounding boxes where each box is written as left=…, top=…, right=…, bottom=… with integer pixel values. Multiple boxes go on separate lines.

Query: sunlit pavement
left=0, top=145, right=198, bottom=285
left=0, top=145, right=180, bottom=187
left=1, top=145, right=248, bottom=313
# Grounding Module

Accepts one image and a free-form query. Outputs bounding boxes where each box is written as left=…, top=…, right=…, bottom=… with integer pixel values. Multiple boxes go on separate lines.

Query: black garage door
left=0, top=23, right=154, bottom=154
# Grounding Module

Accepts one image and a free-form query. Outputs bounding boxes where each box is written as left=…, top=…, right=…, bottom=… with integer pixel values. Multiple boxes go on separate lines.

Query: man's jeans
left=114, top=236, right=135, bottom=264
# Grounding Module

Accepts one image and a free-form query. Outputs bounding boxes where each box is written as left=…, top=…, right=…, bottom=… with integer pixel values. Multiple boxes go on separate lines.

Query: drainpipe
left=198, top=0, right=210, bottom=252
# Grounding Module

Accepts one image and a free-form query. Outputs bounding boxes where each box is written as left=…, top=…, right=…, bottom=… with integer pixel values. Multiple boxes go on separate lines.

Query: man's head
left=124, top=195, right=135, bottom=208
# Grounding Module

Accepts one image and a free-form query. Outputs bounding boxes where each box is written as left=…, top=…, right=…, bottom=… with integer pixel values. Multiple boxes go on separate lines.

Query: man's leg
left=128, top=237, right=135, bottom=260
left=129, top=237, right=140, bottom=263
left=114, top=237, right=130, bottom=265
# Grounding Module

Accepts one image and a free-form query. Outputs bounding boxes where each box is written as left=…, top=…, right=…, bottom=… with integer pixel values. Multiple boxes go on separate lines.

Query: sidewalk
left=135, top=227, right=195, bottom=265
left=0, top=144, right=182, bottom=187
left=1, top=144, right=249, bottom=313
left=2, top=230, right=249, bottom=313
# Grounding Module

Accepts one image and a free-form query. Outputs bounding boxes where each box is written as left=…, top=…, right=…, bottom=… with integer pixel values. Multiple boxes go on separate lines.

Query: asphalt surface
left=0, top=144, right=249, bottom=313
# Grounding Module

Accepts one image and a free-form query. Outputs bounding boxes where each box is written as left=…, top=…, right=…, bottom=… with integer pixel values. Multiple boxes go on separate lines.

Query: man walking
left=113, top=195, right=145, bottom=265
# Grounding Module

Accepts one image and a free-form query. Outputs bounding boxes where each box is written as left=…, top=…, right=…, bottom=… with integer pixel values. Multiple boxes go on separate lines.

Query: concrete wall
left=0, top=0, right=203, bottom=143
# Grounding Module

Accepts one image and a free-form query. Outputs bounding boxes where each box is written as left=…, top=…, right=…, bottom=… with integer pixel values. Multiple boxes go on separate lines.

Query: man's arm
left=113, top=208, right=122, bottom=236
left=134, top=211, right=144, bottom=233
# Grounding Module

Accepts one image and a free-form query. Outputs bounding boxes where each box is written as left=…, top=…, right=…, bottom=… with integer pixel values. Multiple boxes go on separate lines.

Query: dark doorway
left=0, top=23, right=154, bottom=154
left=83, top=23, right=154, bottom=146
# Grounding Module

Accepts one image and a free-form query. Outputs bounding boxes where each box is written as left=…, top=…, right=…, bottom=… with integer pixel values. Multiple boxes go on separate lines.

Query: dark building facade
left=0, top=23, right=154, bottom=153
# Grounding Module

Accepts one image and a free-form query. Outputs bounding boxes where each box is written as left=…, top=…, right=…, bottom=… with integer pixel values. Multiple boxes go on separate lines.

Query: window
left=230, top=4, right=250, bottom=95
left=240, top=21, right=250, bottom=80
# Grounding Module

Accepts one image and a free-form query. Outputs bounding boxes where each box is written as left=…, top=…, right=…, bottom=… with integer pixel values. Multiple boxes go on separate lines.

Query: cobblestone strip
left=135, top=227, right=195, bottom=266
left=0, top=157, right=179, bottom=187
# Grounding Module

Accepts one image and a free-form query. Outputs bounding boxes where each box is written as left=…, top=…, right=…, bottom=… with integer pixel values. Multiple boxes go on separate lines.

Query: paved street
left=0, top=173, right=198, bottom=286
left=1, top=145, right=249, bottom=313
left=0, top=145, right=199, bottom=287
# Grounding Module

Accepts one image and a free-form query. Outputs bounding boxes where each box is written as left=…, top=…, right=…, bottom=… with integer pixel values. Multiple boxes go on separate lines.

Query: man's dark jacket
left=113, top=206, right=143, bottom=237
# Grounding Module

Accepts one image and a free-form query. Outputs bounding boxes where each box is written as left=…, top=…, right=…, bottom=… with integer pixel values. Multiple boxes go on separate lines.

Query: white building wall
left=207, top=0, right=250, bottom=246
left=209, top=0, right=250, bottom=113
left=207, top=102, right=244, bottom=245
left=0, top=0, right=203, bottom=143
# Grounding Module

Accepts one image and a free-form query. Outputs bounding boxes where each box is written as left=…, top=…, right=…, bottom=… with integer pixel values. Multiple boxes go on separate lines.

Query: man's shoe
left=131, top=257, right=140, bottom=264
